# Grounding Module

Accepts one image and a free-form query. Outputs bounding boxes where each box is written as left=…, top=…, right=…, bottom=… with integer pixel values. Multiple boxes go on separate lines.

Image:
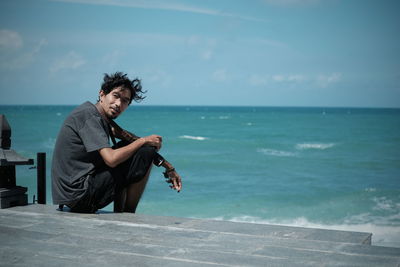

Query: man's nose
left=115, top=99, right=121, bottom=107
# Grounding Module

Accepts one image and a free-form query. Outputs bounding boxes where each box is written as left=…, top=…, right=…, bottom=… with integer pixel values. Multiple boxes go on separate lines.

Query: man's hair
left=100, top=72, right=146, bottom=104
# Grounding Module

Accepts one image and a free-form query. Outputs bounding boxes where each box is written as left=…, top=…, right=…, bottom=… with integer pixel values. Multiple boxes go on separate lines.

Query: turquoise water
left=1, top=105, right=399, bottom=247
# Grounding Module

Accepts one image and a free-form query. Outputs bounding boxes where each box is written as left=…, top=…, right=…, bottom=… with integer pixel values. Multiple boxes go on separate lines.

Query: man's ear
left=99, top=90, right=105, bottom=102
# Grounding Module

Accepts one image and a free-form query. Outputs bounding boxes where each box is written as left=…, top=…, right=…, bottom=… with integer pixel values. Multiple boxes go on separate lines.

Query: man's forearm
left=100, top=138, right=146, bottom=168
left=110, top=119, right=175, bottom=171
left=161, top=159, right=174, bottom=170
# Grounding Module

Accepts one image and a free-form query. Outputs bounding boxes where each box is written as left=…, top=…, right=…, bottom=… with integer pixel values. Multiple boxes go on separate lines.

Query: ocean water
left=1, top=105, right=399, bottom=247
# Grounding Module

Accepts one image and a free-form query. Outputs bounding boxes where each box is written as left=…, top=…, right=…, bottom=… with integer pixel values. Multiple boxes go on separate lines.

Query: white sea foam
left=219, top=116, right=230, bottom=120
left=179, top=135, right=209, bottom=141
left=213, top=215, right=400, bottom=248
left=43, top=138, right=56, bottom=149
left=372, top=197, right=400, bottom=212
left=295, top=143, right=335, bottom=150
left=365, top=188, right=377, bottom=192
left=257, top=148, right=297, bottom=157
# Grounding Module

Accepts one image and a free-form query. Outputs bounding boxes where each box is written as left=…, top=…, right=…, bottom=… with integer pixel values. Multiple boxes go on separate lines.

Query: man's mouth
left=110, top=107, right=120, bottom=116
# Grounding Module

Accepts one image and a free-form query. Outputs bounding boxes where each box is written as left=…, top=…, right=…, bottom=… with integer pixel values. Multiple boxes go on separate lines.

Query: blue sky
left=0, top=0, right=399, bottom=107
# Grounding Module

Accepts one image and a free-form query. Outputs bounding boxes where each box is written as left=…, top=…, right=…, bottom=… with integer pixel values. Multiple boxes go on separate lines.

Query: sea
left=1, top=105, right=399, bottom=248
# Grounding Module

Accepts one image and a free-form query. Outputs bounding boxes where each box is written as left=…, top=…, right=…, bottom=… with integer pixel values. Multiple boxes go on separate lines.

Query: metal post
left=37, top=152, right=46, bottom=204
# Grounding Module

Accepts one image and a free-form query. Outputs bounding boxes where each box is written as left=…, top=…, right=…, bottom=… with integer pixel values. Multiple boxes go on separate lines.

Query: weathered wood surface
left=0, top=204, right=399, bottom=266
left=0, top=148, right=34, bottom=166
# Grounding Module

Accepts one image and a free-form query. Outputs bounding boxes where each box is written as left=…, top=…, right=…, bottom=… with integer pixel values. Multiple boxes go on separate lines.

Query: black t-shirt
left=51, top=101, right=111, bottom=205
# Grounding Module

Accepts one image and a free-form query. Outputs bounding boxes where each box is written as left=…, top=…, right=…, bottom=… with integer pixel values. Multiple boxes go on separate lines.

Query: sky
left=0, top=0, right=399, bottom=107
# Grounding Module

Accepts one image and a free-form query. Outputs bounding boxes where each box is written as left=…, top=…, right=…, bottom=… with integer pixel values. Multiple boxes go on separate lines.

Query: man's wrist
left=163, top=168, right=175, bottom=178
left=161, top=160, right=173, bottom=170
left=140, top=137, right=147, bottom=146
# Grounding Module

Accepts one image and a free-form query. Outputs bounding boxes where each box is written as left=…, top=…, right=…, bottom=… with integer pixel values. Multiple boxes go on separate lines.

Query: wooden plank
left=0, top=149, right=34, bottom=166
left=0, top=193, right=27, bottom=209
left=0, top=205, right=399, bottom=267
left=0, top=148, right=5, bottom=162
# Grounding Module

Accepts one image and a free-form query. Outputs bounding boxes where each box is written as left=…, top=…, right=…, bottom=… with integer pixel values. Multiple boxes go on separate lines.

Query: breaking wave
left=179, top=135, right=209, bottom=141
left=295, top=143, right=335, bottom=150
left=257, top=148, right=297, bottom=157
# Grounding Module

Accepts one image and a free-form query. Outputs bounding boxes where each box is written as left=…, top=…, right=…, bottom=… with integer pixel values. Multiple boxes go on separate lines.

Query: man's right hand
left=142, top=135, right=162, bottom=151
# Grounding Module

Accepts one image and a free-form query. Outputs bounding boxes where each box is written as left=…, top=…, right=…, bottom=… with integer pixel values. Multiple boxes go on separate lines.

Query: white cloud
left=212, top=69, right=228, bottom=82
left=260, top=74, right=308, bottom=84
left=0, top=29, right=47, bottom=70
left=252, top=38, right=289, bottom=49
left=198, top=38, right=217, bottom=60
left=263, top=0, right=320, bottom=7
left=316, top=73, right=342, bottom=88
left=248, top=73, right=341, bottom=88
left=288, top=74, right=306, bottom=82
left=0, top=29, right=23, bottom=50
left=50, top=51, right=86, bottom=73
left=202, top=50, right=213, bottom=60
left=18, top=38, right=48, bottom=67
left=144, top=69, right=172, bottom=87
left=55, top=0, right=217, bottom=15
left=53, top=0, right=265, bottom=22
left=186, top=35, right=200, bottom=46
left=101, top=50, right=122, bottom=67
left=249, top=74, right=269, bottom=86
left=272, top=75, right=285, bottom=82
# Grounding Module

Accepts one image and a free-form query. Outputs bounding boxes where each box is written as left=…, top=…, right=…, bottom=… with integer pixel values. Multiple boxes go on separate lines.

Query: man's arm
left=112, top=127, right=140, bottom=141
left=99, top=135, right=161, bottom=168
left=108, top=119, right=182, bottom=192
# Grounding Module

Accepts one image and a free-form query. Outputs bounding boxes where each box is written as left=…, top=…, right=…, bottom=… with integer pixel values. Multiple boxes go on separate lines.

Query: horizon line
left=0, top=104, right=399, bottom=110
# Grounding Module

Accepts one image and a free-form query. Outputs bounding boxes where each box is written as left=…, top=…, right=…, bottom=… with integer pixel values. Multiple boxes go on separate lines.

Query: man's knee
left=124, top=146, right=156, bottom=183
left=136, top=146, right=157, bottom=161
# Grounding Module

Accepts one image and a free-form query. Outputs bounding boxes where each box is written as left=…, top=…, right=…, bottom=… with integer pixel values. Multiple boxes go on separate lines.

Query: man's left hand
left=165, top=171, right=182, bottom=192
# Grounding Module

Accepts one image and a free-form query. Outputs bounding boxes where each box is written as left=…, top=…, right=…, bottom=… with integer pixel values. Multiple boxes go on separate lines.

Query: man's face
left=99, top=87, right=131, bottom=119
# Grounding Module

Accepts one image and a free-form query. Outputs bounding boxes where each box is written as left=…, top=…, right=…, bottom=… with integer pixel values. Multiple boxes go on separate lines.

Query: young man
left=52, top=72, right=182, bottom=213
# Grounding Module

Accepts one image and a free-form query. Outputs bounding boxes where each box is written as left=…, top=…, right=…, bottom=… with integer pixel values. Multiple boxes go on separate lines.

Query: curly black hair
left=99, top=72, right=146, bottom=104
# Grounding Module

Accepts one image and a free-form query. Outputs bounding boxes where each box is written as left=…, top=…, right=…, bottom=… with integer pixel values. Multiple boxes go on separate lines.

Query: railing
left=0, top=114, right=46, bottom=208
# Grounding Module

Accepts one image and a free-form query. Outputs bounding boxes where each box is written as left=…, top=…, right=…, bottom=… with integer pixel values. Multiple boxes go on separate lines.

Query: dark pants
left=69, top=145, right=156, bottom=213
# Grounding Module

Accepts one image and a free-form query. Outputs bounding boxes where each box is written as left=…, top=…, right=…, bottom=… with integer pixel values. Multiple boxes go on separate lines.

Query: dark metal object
left=0, top=114, right=34, bottom=208
left=37, top=152, right=46, bottom=204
